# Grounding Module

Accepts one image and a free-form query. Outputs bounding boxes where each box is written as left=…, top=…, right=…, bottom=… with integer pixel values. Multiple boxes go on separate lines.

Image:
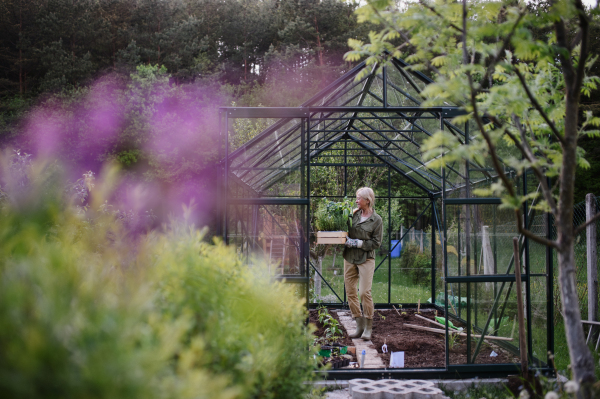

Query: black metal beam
left=220, top=106, right=464, bottom=118
left=446, top=275, right=526, bottom=283
left=227, top=198, right=309, bottom=205
left=348, top=133, right=433, bottom=194
left=315, top=364, right=542, bottom=380
left=274, top=276, right=309, bottom=283
left=444, top=198, right=502, bottom=204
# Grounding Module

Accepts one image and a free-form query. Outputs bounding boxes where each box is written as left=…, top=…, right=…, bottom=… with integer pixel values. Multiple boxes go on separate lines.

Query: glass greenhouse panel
left=316, top=76, right=367, bottom=108
left=228, top=175, right=260, bottom=199
left=226, top=204, right=259, bottom=262
left=445, top=204, right=520, bottom=277
left=446, top=281, right=521, bottom=365
left=260, top=170, right=303, bottom=197
left=384, top=66, right=423, bottom=107
left=529, top=275, right=549, bottom=366
left=310, top=252, right=345, bottom=304
left=227, top=204, right=306, bottom=276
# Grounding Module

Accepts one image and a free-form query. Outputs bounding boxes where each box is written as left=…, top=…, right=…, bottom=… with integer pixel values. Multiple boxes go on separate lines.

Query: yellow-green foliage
left=0, top=162, right=316, bottom=399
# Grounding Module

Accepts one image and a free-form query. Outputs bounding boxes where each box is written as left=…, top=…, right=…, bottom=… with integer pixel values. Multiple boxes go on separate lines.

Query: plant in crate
left=314, top=198, right=354, bottom=246
left=314, top=197, right=353, bottom=232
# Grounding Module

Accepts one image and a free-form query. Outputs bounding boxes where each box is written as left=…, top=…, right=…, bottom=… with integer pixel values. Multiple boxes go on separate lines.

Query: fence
left=497, top=196, right=599, bottom=324
left=391, top=226, right=430, bottom=255
left=552, top=195, right=600, bottom=324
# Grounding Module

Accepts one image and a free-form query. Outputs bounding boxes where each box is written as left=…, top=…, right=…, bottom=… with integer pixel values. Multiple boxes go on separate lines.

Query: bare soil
left=310, top=308, right=519, bottom=368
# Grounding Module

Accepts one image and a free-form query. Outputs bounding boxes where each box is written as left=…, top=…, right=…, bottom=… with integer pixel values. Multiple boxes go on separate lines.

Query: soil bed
left=309, top=309, right=356, bottom=364
left=310, top=308, right=519, bottom=368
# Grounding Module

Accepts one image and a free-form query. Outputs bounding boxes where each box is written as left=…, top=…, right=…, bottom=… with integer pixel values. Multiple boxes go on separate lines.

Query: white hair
left=356, top=187, right=375, bottom=211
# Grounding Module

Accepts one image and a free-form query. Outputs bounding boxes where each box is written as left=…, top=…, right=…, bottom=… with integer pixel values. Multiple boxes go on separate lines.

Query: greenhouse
left=218, top=57, right=554, bottom=379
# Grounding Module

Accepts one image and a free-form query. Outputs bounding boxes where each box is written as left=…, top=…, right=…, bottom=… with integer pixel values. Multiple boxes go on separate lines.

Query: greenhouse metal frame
left=218, top=58, right=555, bottom=379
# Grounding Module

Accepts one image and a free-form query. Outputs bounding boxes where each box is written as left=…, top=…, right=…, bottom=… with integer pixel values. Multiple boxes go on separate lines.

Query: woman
left=343, top=187, right=383, bottom=341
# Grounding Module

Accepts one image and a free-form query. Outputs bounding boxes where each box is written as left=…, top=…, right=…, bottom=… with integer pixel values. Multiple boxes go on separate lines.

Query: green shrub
left=399, top=242, right=431, bottom=286
left=0, top=160, right=316, bottom=399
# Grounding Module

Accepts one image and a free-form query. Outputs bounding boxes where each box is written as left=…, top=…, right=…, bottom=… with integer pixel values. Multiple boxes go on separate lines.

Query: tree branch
left=554, top=18, right=576, bottom=88
left=478, top=10, right=525, bottom=92
left=516, top=209, right=559, bottom=248
left=511, top=115, right=558, bottom=216
left=462, top=0, right=468, bottom=65
left=467, top=74, right=516, bottom=198
left=513, top=67, right=566, bottom=146
left=419, top=0, right=463, bottom=33
left=573, top=0, right=590, bottom=98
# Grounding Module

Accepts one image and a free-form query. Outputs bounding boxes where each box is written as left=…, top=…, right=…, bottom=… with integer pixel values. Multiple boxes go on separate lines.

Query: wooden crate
left=316, top=231, right=348, bottom=245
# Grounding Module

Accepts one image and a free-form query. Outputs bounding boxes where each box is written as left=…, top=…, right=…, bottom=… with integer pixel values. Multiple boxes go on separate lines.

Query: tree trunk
left=314, top=15, right=323, bottom=67
left=556, top=245, right=595, bottom=393
left=557, top=105, right=596, bottom=393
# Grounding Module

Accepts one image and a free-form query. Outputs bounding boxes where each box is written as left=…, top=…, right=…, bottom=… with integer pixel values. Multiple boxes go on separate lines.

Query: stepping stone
left=349, top=379, right=449, bottom=399
left=331, top=310, right=384, bottom=368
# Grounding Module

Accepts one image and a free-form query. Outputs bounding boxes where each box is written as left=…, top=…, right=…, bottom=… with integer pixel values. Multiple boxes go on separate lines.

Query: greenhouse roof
left=222, top=57, right=498, bottom=196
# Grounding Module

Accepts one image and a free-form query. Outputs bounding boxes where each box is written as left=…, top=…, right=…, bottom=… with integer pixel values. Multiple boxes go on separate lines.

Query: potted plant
left=314, top=197, right=353, bottom=244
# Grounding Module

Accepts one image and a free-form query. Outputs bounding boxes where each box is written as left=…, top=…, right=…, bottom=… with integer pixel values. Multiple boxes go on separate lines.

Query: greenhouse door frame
left=219, top=106, right=555, bottom=380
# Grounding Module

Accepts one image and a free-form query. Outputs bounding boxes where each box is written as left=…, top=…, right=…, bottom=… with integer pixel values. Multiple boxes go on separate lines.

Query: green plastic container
left=318, top=348, right=331, bottom=357
left=318, top=345, right=347, bottom=357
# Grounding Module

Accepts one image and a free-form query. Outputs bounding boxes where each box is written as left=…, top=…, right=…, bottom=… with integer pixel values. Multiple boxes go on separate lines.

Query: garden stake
left=510, top=315, right=516, bottom=339
left=392, top=305, right=401, bottom=317
left=403, top=323, right=512, bottom=341
left=417, top=299, right=421, bottom=313
left=449, top=297, right=457, bottom=315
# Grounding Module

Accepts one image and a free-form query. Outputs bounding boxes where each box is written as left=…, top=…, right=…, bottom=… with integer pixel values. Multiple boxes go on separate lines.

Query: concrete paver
left=333, top=310, right=385, bottom=369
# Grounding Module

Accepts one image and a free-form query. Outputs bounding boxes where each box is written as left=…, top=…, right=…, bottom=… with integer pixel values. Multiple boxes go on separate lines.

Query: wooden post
left=482, top=226, right=493, bottom=290
left=586, top=193, right=598, bottom=322
left=420, top=230, right=424, bottom=253
left=513, top=237, right=528, bottom=378
left=315, top=256, right=323, bottom=298
left=331, top=247, right=337, bottom=270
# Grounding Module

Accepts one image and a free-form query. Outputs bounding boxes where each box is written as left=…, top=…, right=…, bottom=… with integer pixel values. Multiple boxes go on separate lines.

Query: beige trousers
left=344, top=258, right=375, bottom=320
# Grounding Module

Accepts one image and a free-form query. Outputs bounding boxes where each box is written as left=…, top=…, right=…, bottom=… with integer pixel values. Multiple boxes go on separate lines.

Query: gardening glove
left=345, top=238, right=363, bottom=248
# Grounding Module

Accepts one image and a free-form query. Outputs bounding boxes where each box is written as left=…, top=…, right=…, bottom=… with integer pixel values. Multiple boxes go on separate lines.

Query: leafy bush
left=398, top=242, right=431, bottom=286
left=314, top=197, right=353, bottom=231
left=0, top=158, right=316, bottom=399
left=150, top=228, right=316, bottom=398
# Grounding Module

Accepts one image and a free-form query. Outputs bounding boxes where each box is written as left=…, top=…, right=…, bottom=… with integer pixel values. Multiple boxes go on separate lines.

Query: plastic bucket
left=390, top=240, right=402, bottom=258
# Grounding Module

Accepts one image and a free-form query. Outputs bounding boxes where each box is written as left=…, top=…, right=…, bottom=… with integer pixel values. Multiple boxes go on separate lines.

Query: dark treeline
left=0, top=0, right=370, bottom=96
left=0, top=0, right=375, bottom=226
left=1, top=0, right=600, bottom=215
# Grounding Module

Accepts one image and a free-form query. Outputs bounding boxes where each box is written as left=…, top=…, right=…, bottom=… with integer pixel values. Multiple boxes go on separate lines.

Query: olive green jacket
left=343, top=210, right=383, bottom=264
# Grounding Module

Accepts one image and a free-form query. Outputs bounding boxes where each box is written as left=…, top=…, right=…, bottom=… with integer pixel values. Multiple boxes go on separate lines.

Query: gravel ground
left=325, top=388, right=352, bottom=399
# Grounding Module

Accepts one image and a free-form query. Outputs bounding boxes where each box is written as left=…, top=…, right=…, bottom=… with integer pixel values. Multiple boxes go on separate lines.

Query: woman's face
left=356, top=195, right=369, bottom=211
